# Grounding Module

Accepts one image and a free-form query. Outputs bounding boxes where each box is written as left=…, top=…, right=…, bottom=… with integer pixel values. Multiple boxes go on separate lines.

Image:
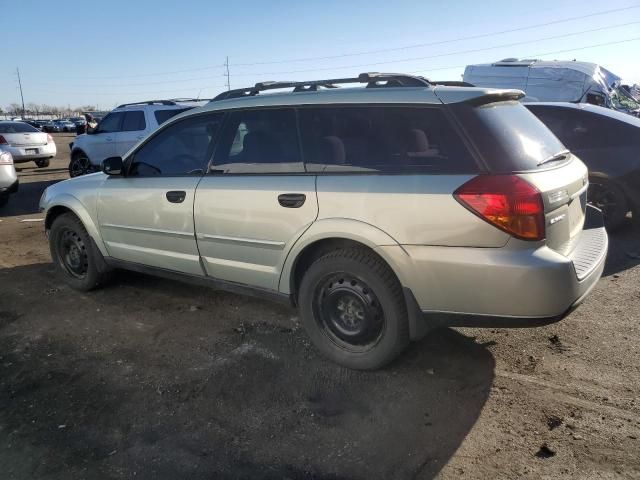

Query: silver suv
left=40, top=73, right=608, bottom=369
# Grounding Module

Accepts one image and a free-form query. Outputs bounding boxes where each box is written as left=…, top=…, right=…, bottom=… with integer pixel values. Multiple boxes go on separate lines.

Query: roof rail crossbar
left=117, top=99, right=178, bottom=108
left=211, top=72, right=430, bottom=101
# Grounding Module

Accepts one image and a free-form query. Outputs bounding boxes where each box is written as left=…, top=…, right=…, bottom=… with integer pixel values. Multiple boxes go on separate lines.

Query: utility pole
left=16, top=67, right=25, bottom=118
left=224, top=56, right=231, bottom=91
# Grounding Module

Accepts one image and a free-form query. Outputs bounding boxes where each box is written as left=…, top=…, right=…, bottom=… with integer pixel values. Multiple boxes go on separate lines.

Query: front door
left=194, top=107, right=318, bottom=291
left=98, top=112, right=225, bottom=275
left=114, top=110, right=147, bottom=157
left=89, top=111, right=123, bottom=163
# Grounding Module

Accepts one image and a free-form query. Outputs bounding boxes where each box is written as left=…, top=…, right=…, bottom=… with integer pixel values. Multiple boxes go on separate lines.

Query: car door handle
left=166, top=191, right=186, bottom=203
left=278, top=193, right=306, bottom=208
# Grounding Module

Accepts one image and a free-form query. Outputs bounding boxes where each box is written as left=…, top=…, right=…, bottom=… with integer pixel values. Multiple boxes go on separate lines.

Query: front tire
left=49, top=213, right=112, bottom=291
left=35, top=158, right=50, bottom=168
left=589, top=176, right=628, bottom=231
left=298, top=248, right=409, bottom=370
left=69, top=152, right=93, bottom=177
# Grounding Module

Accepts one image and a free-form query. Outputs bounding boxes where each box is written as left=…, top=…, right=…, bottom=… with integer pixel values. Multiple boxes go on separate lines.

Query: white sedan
left=0, top=121, right=56, bottom=168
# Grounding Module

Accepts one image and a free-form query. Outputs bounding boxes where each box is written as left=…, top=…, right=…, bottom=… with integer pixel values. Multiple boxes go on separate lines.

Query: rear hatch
left=449, top=99, right=588, bottom=255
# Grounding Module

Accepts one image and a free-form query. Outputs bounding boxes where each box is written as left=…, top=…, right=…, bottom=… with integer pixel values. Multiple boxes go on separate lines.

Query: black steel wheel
left=588, top=177, right=628, bottom=231
left=313, top=273, right=385, bottom=352
left=69, top=152, right=93, bottom=177
left=49, top=213, right=112, bottom=291
left=299, top=248, right=409, bottom=370
left=35, top=158, right=49, bottom=168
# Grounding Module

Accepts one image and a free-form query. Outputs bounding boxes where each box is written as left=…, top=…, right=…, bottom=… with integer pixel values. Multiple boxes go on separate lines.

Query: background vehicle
left=68, top=99, right=203, bottom=177
left=0, top=151, right=18, bottom=207
left=41, top=73, right=607, bottom=370
left=54, top=119, right=76, bottom=132
left=0, top=120, right=56, bottom=168
left=21, top=119, right=44, bottom=130
left=464, top=59, right=640, bottom=116
left=42, top=121, right=62, bottom=133
left=526, top=102, right=640, bottom=230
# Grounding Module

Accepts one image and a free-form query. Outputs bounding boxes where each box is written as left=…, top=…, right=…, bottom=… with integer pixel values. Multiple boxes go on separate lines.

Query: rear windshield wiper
left=537, top=149, right=570, bottom=166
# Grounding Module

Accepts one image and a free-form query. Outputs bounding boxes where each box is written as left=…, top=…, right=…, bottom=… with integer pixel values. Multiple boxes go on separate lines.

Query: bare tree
left=8, top=103, right=22, bottom=116
left=27, top=103, right=40, bottom=118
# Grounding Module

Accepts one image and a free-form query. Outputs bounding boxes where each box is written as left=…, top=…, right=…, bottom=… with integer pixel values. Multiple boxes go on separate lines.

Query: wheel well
left=45, top=206, right=74, bottom=230
left=291, top=238, right=394, bottom=305
left=71, top=149, right=88, bottom=160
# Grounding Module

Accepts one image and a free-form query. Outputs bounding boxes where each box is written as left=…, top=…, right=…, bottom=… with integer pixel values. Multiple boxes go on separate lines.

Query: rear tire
left=298, top=248, right=409, bottom=370
left=35, top=158, right=50, bottom=168
left=49, top=213, right=112, bottom=291
left=69, top=152, right=93, bottom=177
left=589, top=176, right=628, bottom=231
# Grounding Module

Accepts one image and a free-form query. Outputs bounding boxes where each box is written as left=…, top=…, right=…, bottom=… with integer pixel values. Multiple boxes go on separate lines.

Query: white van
left=463, top=59, right=640, bottom=116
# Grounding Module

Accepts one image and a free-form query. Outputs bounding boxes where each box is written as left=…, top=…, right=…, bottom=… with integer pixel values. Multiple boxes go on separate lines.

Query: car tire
left=49, top=213, right=113, bottom=291
left=69, top=152, right=93, bottom=177
left=35, top=158, right=50, bottom=168
left=298, top=248, right=410, bottom=370
left=588, top=176, right=628, bottom=231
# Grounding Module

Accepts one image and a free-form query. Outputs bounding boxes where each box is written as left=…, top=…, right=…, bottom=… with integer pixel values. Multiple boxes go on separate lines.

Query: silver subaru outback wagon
left=40, top=73, right=608, bottom=370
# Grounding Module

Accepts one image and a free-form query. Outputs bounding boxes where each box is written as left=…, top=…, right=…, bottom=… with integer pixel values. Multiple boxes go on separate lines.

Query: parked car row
left=40, top=73, right=609, bottom=370
left=17, top=117, right=88, bottom=133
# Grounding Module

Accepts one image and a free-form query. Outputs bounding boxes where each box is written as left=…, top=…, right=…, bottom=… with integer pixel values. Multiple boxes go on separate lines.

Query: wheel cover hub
left=58, top=228, right=88, bottom=278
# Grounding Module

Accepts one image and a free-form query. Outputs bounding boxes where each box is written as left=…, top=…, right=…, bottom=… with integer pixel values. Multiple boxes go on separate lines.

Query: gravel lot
left=1, top=133, right=639, bottom=479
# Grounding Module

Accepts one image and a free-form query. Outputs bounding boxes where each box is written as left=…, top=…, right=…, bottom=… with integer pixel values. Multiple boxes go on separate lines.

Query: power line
left=229, top=5, right=640, bottom=66
left=26, top=5, right=640, bottom=81
left=224, top=21, right=640, bottom=77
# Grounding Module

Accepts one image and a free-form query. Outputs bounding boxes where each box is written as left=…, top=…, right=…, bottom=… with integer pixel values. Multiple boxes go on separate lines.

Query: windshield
left=610, top=86, right=640, bottom=111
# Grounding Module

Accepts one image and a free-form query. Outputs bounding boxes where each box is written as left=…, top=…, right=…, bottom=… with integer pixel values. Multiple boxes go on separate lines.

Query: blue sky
left=2, top=0, right=640, bottom=110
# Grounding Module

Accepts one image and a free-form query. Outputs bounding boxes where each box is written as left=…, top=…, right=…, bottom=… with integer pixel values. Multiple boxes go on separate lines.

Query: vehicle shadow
left=602, top=220, right=640, bottom=276
left=0, top=179, right=62, bottom=218
left=0, top=263, right=495, bottom=480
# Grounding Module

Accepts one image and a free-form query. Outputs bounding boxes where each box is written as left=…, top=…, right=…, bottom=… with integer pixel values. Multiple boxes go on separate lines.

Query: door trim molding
left=196, top=233, right=285, bottom=249
left=101, top=223, right=195, bottom=237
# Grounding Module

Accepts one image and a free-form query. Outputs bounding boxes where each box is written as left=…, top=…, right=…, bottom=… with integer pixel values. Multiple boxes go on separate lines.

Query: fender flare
left=45, top=193, right=108, bottom=256
left=278, top=217, right=411, bottom=295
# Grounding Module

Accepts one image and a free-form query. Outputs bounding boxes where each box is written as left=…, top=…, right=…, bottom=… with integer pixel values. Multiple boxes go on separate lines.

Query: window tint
left=129, top=113, right=224, bottom=176
left=212, top=108, right=303, bottom=174
left=96, top=112, right=124, bottom=133
left=526, top=105, right=640, bottom=149
left=451, top=101, right=566, bottom=172
left=0, top=122, right=39, bottom=133
left=299, top=106, right=477, bottom=173
left=122, top=111, right=146, bottom=132
left=154, top=108, right=190, bottom=125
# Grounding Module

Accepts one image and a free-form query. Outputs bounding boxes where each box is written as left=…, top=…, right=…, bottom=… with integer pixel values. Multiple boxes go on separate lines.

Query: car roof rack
left=116, top=98, right=207, bottom=108
left=211, top=72, right=431, bottom=101
left=432, top=80, right=475, bottom=87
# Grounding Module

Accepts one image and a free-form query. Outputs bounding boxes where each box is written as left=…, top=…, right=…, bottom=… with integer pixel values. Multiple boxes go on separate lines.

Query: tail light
left=47, top=134, right=54, bottom=144
left=454, top=175, right=545, bottom=241
left=0, top=135, right=7, bottom=145
left=0, top=152, right=13, bottom=165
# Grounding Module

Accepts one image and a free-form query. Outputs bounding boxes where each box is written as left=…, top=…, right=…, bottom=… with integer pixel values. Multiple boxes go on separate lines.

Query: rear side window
left=211, top=108, right=303, bottom=174
left=122, top=111, right=146, bottom=132
left=451, top=101, right=566, bottom=172
left=0, top=122, right=39, bottom=133
left=527, top=105, right=640, bottom=149
left=299, top=106, right=477, bottom=173
left=154, top=108, right=190, bottom=125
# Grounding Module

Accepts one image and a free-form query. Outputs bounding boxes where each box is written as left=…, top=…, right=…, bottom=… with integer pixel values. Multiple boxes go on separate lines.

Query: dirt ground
left=0, top=133, right=639, bottom=479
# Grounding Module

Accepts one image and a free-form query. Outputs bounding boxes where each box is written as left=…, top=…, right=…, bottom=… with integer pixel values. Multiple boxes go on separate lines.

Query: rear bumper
left=384, top=205, right=608, bottom=338
left=5, top=143, right=56, bottom=162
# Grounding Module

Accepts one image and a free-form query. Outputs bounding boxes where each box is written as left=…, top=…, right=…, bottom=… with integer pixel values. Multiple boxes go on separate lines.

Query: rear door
left=115, top=110, right=147, bottom=156
left=98, top=112, right=224, bottom=275
left=194, top=107, right=318, bottom=291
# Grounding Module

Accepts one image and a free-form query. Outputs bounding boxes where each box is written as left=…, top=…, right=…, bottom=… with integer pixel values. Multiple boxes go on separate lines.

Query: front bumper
left=383, top=205, right=608, bottom=338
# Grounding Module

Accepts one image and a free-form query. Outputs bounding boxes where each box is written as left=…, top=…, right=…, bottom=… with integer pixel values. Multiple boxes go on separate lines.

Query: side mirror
left=102, top=156, right=124, bottom=176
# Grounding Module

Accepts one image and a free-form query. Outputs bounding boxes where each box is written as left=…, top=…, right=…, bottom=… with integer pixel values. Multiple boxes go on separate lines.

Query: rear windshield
left=452, top=101, right=567, bottom=172
left=0, top=122, right=40, bottom=133
left=154, top=108, right=190, bottom=125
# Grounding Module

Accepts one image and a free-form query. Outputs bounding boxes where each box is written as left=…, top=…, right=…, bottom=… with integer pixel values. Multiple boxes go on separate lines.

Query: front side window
left=96, top=112, right=124, bottom=133
left=128, top=113, right=224, bottom=177
left=299, top=106, right=477, bottom=173
left=122, top=111, right=146, bottom=132
left=212, top=108, right=303, bottom=174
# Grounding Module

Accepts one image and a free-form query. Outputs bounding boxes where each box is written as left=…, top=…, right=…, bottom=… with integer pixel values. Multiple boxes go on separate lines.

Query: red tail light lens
left=454, top=175, right=545, bottom=241
left=0, top=135, right=7, bottom=145
left=47, top=134, right=54, bottom=144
